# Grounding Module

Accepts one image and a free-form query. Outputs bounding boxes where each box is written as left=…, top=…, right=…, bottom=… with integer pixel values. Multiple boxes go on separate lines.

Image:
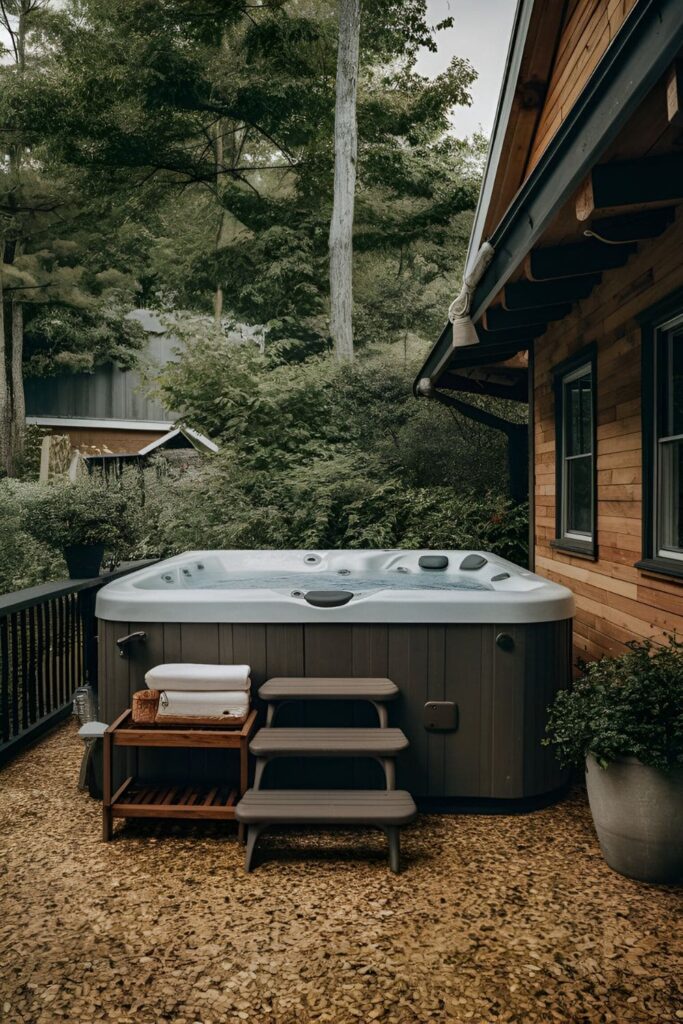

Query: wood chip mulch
left=0, top=722, right=681, bottom=1024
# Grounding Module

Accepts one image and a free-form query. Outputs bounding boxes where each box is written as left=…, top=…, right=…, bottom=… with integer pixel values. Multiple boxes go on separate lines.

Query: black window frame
left=637, top=286, right=683, bottom=581
left=550, top=343, right=598, bottom=560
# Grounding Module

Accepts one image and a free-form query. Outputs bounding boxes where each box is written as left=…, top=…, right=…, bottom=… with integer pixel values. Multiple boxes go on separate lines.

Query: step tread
left=250, top=727, right=409, bottom=756
left=259, top=677, right=398, bottom=701
left=236, top=788, right=417, bottom=825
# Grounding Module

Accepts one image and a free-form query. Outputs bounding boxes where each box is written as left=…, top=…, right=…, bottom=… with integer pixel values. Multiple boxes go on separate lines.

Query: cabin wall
left=526, top=0, right=638, bottom=175
left=60, top=426, right=167, bottom=454
left=533, top=208, right=683, bottom=665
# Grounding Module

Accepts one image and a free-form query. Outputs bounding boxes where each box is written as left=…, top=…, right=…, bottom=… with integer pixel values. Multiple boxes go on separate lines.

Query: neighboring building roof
left=27, top=416, right=172, bottom=431
left=137, top=426, right=219, bottom=456
left=415, top=0, right=683, bottom=398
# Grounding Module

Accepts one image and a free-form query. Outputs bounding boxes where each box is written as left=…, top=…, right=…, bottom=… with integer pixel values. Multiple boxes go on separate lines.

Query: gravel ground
left=0, top=721, right=681, bottom=1024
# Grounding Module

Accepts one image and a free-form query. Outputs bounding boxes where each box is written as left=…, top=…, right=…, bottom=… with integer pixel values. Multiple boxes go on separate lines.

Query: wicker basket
left=131, top=689, right=160, bottom=725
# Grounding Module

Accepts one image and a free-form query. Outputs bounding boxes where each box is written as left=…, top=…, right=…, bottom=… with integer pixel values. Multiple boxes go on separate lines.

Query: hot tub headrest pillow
left=145, top=663, right=251, bottom=692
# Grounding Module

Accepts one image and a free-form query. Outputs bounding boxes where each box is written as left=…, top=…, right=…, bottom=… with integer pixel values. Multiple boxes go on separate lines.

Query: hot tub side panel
left=97, top=619, right=571, bottom=801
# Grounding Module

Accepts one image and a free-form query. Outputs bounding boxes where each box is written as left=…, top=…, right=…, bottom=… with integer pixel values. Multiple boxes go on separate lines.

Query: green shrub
left=21, top=477, right=136, bottom=552
left=544, top=636, right=683, bottom=772
left=0, top=481, right=66, bottom=592
left=140, top=450, right=528, bottom=563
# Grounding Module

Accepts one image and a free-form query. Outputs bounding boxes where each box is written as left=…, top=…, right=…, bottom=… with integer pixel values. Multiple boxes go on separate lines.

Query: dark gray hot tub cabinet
left=97, top=617, right=572, bottom=806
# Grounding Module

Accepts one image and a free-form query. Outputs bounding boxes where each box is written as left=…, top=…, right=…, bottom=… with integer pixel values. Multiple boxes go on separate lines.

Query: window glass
left=657, top=327, right=683, bottom=558
left=561, top=364, right=593, bottom=541
left=567, top=456, right=593, bottom=535
left=565, top=373, right=592, bottom=456
left=668, top=333, right=683, bottom=437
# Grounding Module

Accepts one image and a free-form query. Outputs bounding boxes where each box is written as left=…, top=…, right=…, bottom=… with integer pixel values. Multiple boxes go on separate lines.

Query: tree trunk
left=0, top=279, right=10, bottom=476
left=214, top=121, right=225, bottom=335
left=10, top=299, right=25, bottom=468
left=329, top=0, right=360, bottom=362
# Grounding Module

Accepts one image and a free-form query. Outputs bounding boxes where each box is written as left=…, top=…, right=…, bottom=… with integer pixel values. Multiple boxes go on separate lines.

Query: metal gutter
left=415, top=0, right=683, bottom=393
left=464, top=0, right=535, bottom=276
left=471, top=0, right=683, bottom=321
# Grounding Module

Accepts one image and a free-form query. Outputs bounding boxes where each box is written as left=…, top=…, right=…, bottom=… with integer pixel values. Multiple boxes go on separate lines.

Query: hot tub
left=96, top=550, right=574, bottom=806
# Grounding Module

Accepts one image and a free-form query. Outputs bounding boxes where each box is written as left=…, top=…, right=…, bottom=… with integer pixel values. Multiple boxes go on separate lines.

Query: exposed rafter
left=524, top=239, right=637, bottom=281
left=502, top=274, right=601, bottom=310
left=586, top=206, right=675, bottom=242
left=483, top=303, right=570, bottom=332
left=475, top=323, right=544, bottom=345
left=576, top=153, right=683, bottom=221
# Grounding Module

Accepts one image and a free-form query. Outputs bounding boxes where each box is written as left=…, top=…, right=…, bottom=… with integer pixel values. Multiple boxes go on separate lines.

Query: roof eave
left=415, top=0, right=683, bottom=395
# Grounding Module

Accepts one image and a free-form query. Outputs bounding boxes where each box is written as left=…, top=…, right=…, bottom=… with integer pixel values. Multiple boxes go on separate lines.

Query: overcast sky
left=415, top=0, right=517, bottom=139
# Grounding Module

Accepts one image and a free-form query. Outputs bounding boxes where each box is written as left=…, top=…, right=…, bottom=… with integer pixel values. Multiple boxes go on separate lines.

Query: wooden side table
left=102, top=708, right=258, bottom=841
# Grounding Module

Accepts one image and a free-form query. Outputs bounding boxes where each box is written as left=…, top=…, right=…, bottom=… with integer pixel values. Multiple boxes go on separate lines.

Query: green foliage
left=544, top=636, right=683, bottom=772
left=17, top=0, right=480, bottom=353
left=0, top=480, right=66, bottom=592
left=137, top=332, right=530, bottom=564
left=142, top=452, right=528, bottom=562
left=20, top=476, right=137, bottom=550
left=23, top=305, right=146, bottom=375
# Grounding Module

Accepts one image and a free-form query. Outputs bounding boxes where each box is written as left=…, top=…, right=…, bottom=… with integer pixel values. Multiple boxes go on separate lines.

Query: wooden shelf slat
left=111, top=782, right=238, bottom=820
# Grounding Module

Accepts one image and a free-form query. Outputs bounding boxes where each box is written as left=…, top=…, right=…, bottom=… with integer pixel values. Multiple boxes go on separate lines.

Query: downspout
left=427, top=389, right=529, bottom=504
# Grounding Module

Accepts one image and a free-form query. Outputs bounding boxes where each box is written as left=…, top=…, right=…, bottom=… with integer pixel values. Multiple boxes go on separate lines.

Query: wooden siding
left=533, top=207, right=683, bottom=666
left=98, top=618, right=571, bottom=801
left=64, top=426, right=166, bottom=453
left=526, top=0, right=638, bottom=175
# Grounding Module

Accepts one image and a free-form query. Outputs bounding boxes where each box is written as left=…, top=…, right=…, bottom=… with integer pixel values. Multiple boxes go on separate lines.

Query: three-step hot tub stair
left=235, top=676, right=416, bottom=872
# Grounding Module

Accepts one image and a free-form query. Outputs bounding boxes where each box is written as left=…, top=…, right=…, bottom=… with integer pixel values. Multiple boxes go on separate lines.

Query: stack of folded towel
left=144, top=663, right=251, bottom=726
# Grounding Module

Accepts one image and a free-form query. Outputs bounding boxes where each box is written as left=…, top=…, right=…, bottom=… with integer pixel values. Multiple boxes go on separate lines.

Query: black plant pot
left=63, top=543, right=105, bottom=579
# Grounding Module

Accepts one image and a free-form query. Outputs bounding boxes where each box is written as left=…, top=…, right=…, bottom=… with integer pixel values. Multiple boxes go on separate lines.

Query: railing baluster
left=36, top=602, right=46, bottom=720
left=19, top=609, right=29, bottom=730
left=10, top=612, right=20, bottom=738
left=49, top=599, right=58, bottom=717
left=1, top=617, right=9, bottom=744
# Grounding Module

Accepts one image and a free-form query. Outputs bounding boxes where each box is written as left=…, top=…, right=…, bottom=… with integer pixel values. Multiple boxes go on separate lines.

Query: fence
left=0, top=561, right=154, bottom=766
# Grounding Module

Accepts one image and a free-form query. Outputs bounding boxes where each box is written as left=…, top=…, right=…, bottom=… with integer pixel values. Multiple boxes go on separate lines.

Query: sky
left=415, top=0, right=518, bottom=139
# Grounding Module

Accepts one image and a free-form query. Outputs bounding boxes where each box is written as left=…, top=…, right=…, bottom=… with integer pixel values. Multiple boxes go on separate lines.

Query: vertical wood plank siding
left=98, top=618, right=570, bottom=801
left=526, top=0, right=638, bottom=174
left=533, top=209, right=683, bottom=665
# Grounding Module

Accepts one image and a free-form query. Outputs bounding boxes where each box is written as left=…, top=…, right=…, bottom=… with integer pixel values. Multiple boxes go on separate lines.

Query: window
left=551, top=345, right=597, bottom=558
left=639, top=299, right=683, bottom=578
left=656, top=317, right=683, bottom=559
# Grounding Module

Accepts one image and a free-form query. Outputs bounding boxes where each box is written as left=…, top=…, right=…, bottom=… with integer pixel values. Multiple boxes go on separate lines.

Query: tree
left=0, top=0, right=149, bottom=475
left=21, top=0, right=476, bottom=349
left=329, top=0, right=360, bottom=361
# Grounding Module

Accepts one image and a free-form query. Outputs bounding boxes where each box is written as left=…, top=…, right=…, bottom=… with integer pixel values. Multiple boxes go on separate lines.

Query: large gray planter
left=585, top=754, right=683, bottom=883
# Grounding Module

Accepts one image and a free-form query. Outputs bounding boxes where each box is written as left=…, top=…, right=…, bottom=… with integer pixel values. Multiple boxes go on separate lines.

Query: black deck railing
left=0, top=561, right=155, bottom=766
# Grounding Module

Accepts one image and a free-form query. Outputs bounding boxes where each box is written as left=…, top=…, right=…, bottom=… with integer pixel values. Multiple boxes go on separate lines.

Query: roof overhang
left=27, top=416, right=173, bottom=431
left=415, top=0, right=683, bottom=398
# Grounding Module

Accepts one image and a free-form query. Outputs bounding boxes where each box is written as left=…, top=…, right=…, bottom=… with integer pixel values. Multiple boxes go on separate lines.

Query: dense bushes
left=0, top=482, right=66, bottom=592
left=142, top=337, right=529, bottom=563
left=145, top=453, right=529, bottom=564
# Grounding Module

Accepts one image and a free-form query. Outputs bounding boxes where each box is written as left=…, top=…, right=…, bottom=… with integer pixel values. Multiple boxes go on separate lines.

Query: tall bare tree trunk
left=10, top=300, right=25, bottom=467
left=0, top=277, right=11, bottom=475
left=213, top=121, right=225, bottom=334
left=329, top=0, right=360, bottom=362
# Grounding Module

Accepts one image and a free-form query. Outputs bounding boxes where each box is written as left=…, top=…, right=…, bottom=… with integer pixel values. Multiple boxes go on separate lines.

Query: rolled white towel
left=156, top=690, right=250, bottom=720
left=145, top=663, right=251, bottom=692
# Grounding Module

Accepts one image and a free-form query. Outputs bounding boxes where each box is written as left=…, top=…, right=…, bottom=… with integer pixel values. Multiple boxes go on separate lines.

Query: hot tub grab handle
left=116, top=631, right=147, bottom=658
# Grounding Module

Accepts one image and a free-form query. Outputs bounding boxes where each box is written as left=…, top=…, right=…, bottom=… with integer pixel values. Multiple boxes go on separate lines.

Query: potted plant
left=545, top=636, right=683, bottom=883
left=22, top=478, right=133, bottom=579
